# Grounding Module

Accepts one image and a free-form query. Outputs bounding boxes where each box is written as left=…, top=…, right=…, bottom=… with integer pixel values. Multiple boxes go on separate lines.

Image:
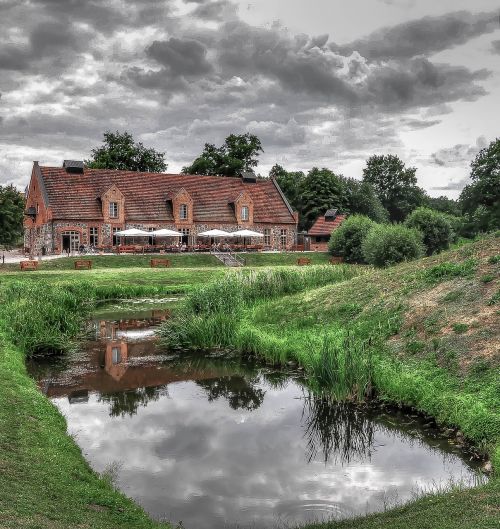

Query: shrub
left=328, top=215, right=375, bottom=263
left=404, top=207, right=453, bottom=255
left=362, top=224, right=424, bottom=267
left=423, top=259, right=477, bottom=283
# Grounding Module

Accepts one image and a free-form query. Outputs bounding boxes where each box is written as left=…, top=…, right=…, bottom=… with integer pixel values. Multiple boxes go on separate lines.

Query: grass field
left=0, top=243, right=498, bottom=529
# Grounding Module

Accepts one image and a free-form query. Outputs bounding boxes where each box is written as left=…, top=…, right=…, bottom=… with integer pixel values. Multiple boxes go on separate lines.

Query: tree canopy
left=299, top=168, right=347, bottom=230
left=269, top=164, right=305, bottom=213
left=0, top=184, right=25, bottom=247
left=362, top=155, right=426, bottom=222
left=459, top=137, right=500, bottom=233
left=86, top=131, right=167, bottom=172
left=182, top=133, right=263, bottom=176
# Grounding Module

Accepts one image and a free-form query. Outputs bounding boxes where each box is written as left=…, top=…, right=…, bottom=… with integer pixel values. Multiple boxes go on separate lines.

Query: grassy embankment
left=160, top=235, right=500, bottom=529
left=0, top=252, right=337, bottom=529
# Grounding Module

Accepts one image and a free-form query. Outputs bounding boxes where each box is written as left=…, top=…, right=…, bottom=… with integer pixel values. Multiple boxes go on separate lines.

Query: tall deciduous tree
left=362, top=155, right=426, bottom=222
left=342, top=178, right=389, bottom=223
left=183, top=133, right=263, bottom=176
left=86, top=131, right=167, bottom=172
left=460, top=138, right=500, bottom=233
left=0, top=185, right=25, bottom=247
left=269, top=164, right=305, bottom=213
left=300, top=167, right=347, bottom=230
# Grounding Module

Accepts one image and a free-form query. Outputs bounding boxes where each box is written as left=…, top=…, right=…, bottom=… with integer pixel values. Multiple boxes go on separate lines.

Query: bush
left=404, top=207, right=453, bottom=255
left=328, top=215, right=375, bottom=263
left=362, top=224, right=424, bottom=267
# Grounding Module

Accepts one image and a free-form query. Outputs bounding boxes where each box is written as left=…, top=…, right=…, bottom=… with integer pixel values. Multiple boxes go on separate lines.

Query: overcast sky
left=0, top=0, right=499, bottom=198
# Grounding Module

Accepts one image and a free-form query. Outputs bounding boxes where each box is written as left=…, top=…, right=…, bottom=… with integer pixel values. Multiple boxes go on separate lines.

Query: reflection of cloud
left=52, top=378, right=478, bottom=529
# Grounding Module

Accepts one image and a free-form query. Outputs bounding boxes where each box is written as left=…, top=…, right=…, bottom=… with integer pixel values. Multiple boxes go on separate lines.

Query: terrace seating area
left=90, top=243, right=269, bottom=254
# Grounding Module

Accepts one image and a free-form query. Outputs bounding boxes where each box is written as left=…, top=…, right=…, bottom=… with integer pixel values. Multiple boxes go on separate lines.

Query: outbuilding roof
left=37, top=166, right=297, bottom=224
left=308, top=212, right=346, bottom=236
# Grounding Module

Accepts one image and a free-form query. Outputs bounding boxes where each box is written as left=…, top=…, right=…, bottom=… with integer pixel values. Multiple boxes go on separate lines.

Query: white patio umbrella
left=114, top=228, right=150, bottom=236
left=151, top=228, right=183, bottom=236
left=198, top=229, right=234, bottom=237
left=231, top=229, right=264, bottom=237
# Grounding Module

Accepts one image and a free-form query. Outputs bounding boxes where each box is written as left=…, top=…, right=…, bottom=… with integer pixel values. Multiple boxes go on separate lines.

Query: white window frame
left=109, top=202, right=119, bottom=218
left=89, top=227, right=99, bottom=246
left=264, top=228, right=271, bottom=246
left=179, top=203, right=188, bottom=220
left=241, top=205, right=249, bottom=221
left=280, top=228, right=287, bottom=248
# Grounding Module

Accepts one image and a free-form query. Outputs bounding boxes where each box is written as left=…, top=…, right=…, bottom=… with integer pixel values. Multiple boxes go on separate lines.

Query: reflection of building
left=24, top=161, right=298, bottom=254
left=307, top=209, right=346, bottom=252
left=38, top=312, right=232, bottom=399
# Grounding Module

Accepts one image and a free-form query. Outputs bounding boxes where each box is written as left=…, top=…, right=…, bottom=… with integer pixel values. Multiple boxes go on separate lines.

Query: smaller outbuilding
left=307, top=209, right=346, bottom=251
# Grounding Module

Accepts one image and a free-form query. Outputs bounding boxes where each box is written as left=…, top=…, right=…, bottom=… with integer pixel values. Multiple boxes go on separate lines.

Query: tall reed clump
left=159, top=265, right=360, bottom=349
left=307, top=332, right=374, bottom=400
left=0, top=280, right=95, bottom=356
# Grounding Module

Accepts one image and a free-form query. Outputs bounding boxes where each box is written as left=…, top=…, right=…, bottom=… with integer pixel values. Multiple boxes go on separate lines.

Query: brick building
left=307, top=209, right=346, bottom=252
left=24, top=161, right=298, bottom=254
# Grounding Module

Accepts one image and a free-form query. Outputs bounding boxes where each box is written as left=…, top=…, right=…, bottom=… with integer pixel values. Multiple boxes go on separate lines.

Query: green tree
left=459, top=138, right=500, bottom=233
left=300, top=167, right=347, bottom=230
left=404, top=207, right=452, bottom=256
left=328, top=215, right=376, bottom=263
left=362, top=224, right=425, bottom=267
left=86, top=131, right=167, bottom=172
left=183, top=133, right=263, bottom=176
left=427, top=195, right=461, bottom=216
left=0, top=185, right=25, bottom=247
left=269, top=164, right=305, bottom=212
left=342, top=178, right=389, bottom=223
left=362, top=155, right=426, bottom=222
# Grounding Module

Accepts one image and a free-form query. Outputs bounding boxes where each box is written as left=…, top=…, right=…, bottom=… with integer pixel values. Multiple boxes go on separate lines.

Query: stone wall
left=27, top=220, right=298, bottom=254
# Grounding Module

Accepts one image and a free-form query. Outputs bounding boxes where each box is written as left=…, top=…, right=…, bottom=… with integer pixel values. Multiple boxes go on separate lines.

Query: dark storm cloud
left=335, top=10, right=498, bottom=60
left=147, top=38, right=212, bottom=76
left=363, top=58, right=490, bottom=111
left=215, top=21, right=357, bottom=101
left=190, top=0, right=236, bottom=21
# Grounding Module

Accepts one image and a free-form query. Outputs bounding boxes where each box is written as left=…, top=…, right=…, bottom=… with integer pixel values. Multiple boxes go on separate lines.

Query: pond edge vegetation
left=0, top=238, right=498, bottom=529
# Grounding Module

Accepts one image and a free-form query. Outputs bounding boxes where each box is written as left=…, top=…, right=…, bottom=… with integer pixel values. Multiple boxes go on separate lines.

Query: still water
left=28, top=303, right=482, bottom=529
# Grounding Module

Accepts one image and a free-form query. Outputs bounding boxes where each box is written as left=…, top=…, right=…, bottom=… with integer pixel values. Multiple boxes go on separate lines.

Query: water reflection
left=302, top=396, right=374, bottom=465
left=27, top=310, right=483, bottom=529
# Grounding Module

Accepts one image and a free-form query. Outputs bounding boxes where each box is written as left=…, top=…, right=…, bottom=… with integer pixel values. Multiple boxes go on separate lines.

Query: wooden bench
left=150, top=258, right=171, bottom=268
left=20, top=260, right=39, bottom=271
left=329, top=256, right=344, bottom=265
left=74, top=260, right=92, bottom=270
left=297, top=257, right=312, bottom=266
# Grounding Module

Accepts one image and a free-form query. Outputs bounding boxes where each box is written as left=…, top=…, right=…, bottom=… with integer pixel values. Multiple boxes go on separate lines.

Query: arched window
left=179, top=203, right=188, bottom=220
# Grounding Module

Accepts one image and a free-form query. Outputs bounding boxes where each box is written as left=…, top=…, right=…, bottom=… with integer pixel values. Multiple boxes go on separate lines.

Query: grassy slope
left=232, top=236, right=500, bottom=528
left=0, top=332, right=169, bottom=529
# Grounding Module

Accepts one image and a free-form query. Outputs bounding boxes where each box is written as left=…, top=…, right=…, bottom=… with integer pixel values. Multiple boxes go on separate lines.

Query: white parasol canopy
left=198, top=229, right=234, bottom=237
left=114, top=228, right=150, bottom=236
left=231, top=229, right=264, bottom=237
left=151, top=228, right=183, bottom=237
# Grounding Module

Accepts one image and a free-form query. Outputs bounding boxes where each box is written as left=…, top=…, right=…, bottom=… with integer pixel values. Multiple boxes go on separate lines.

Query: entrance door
left=62, top=231, right=80, bottom=252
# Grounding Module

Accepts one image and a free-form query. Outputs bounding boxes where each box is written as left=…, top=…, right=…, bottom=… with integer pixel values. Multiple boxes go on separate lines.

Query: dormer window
left=241, top=206, right=249, bottom=221
left=109, top=202, right=119, bottom=218
left=179, top=203, right=188, bottom=220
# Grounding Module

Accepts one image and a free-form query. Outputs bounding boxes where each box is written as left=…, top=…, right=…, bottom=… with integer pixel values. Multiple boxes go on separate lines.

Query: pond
left=28, top=302, right=483, bottom=529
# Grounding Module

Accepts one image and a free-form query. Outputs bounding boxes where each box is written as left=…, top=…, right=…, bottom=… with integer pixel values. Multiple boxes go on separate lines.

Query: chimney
left=241, top=171, right=257, bottom=183
left=63, top=160, right=84, bottom=174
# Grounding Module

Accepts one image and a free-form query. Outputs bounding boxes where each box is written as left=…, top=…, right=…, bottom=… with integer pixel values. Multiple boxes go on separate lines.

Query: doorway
left=62, top=231, right=80, bottom=252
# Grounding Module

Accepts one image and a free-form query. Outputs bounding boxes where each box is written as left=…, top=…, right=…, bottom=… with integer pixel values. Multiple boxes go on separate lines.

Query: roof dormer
left=101, top=184, right=125, bottom=223
left=168, top=188, right=193, bottom=224
left=230, top=191, right=254, bottom=224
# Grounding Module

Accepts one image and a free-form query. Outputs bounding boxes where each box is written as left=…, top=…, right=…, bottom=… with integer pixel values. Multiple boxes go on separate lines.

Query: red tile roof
left=38, top=166, right=296, bottom=224
left=308, top=214, right=346, bottom=236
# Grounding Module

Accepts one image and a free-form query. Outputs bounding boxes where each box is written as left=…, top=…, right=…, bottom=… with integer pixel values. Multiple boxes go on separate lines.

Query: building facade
left=24, top=161, right=298, bottom=254
left=307, top=209, right=346, bottom=252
